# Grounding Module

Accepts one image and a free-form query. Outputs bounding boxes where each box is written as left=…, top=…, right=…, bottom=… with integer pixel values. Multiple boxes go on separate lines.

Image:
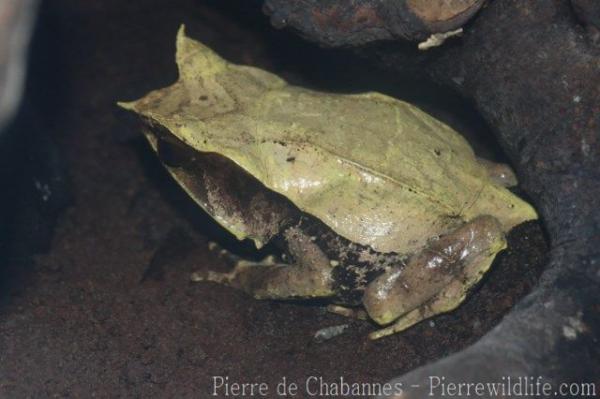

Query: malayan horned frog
left=119, top=26, right=537, bottom=339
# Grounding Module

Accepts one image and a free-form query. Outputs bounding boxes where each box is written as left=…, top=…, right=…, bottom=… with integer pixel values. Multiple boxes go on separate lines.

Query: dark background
left=0, top=1, right=547, bottom=397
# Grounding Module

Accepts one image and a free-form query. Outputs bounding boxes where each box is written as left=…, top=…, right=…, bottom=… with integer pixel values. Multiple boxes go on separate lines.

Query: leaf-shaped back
left=120, top=26, right=537, bottom=253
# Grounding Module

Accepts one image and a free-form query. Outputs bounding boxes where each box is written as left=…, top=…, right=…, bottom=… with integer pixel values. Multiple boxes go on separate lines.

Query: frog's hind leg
left=192, top=225, right=335, bottom=300
left=362, top=216, right=506, bottom=340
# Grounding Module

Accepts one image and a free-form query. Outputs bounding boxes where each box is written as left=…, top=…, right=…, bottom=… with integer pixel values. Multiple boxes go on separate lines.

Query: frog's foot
left=369, top=307, right=435, bottom=340
left=204, top=241, right=279, bottom=266
left=477, top=157, right=518, bottom=187
left=192, top=225, right=336, bottom=300
left=327, top=305, right=368, bottom=320
left=190, top=255, right=278, bottom=284
left=191, top=241, right=278, bottom=284
left=362, top=215, right=507, bottom=340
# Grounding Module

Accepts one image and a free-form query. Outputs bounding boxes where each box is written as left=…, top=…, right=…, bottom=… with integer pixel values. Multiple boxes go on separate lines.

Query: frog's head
left=118, top=25, right=286, bottom=151
left=117, top=25, right=228, bottom=141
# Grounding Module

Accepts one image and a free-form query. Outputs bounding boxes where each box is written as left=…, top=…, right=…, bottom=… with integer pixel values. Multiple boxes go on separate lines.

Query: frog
left=118, top=26, right=537, bottom=340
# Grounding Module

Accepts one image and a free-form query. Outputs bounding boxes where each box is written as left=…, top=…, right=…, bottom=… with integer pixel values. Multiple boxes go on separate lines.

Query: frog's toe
left=236, top=255, right=279, bottom=267
left=368, top=309, right=420, bottom=340
left=368, top=303, right=440, bottom=340
left=190, top=269, right=233, bottom=284
left=327, top=304, right=368, bottom=320
left=207, top=241, right=244, bottom=265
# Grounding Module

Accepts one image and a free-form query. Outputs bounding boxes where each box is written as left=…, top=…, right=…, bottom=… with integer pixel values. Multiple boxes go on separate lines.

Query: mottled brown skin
left=157, top=133, right=507, bottom=339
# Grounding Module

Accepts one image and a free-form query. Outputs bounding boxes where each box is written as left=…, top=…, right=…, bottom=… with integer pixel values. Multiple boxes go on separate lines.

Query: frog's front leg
left=362, top=215, right=506, bottom=340
left=192, top=225, right=335, bottom=300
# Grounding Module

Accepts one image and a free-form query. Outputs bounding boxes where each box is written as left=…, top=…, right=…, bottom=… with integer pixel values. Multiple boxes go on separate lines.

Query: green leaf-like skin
left=119, top=26, right=537, bottom=254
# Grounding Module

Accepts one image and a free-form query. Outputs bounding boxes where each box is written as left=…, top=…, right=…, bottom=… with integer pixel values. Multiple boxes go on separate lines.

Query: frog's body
left=119, top=26, right=537, bottom=339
